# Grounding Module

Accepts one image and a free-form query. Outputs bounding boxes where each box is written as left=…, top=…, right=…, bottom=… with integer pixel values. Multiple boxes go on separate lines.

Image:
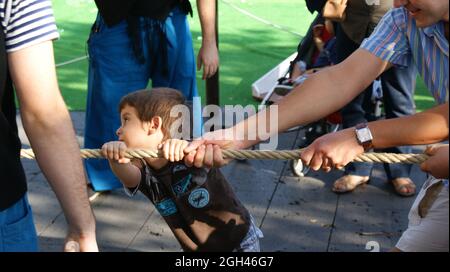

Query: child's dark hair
left=119, top=88, right=186, bottom=139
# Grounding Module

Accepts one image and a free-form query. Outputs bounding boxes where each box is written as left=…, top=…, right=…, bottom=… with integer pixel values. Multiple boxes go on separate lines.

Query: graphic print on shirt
left=188, top=188, right=209, bottom=208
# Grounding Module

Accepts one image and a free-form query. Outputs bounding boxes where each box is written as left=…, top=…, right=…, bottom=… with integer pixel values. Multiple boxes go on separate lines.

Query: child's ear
left=148, top=116, right=163, bottom=134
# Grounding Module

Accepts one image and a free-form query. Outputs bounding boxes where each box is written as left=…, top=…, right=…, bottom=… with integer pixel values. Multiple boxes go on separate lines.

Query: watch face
left=357, top=128, right=373, bottom=143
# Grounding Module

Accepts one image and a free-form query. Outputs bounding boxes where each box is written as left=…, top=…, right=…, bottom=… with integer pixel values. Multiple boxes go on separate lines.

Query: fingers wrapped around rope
left=322, top=157, right=333, bottom=173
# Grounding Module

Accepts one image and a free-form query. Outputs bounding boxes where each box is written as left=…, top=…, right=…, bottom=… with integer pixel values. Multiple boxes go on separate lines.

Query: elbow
left=21, top=101, right=71, bottom=131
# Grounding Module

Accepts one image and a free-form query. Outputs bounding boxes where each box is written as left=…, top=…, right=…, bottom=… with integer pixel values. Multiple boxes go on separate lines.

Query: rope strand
left=20, top=148, right=429, bottom=164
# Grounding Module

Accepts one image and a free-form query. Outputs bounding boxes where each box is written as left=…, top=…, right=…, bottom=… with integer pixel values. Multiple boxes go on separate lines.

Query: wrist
left=219, top=127, right=250, bottom=150
left=235, top=139, right=251, bottom=150
left=201, top=36, right=216, bottom=45
left=67, top=215, right=96, bottom=237
left=355, top=123, right=374, bottom=151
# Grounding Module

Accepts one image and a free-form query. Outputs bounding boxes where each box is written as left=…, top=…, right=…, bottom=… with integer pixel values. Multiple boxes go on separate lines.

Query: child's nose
left=116, top=127, right=122, bottom=136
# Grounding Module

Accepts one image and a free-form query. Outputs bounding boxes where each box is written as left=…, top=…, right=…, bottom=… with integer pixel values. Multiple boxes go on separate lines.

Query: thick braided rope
left=20, top=148, right=429, bottom=164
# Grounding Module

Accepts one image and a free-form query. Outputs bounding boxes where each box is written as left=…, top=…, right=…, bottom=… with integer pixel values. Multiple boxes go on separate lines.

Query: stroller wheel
left=291, top=159, right=310, bottom=177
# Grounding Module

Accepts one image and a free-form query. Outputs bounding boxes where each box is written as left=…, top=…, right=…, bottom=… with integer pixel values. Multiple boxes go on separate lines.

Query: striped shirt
left=0, top=0, right=59, bottom=53
left=361, top=8, right=449, bottom=105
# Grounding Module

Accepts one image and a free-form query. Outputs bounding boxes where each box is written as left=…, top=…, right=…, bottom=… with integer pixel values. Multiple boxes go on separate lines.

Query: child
left=101, top=88, right=263, bottom=252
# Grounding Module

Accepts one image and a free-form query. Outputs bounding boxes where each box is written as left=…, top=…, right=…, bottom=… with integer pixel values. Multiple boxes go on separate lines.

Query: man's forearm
left=22, top=103, right=95, bottom=234
left=369, top=102, right=449, bottom=148
left=234, top=50, right=388, bottom=149
left=197, top=0, right=216, bottom=43
left=10, top=40, right=96, bottom=249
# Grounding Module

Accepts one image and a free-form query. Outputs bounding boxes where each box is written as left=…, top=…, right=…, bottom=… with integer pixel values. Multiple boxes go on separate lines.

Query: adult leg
left=152, top=7, right=198, bottom=101
left=332, top=25, right=372, bottom=193
left=84, top=16, right=150, bottom=191
left=151, top=7, right=201, bottom=138
left=380, top=65, right=417, bottom=196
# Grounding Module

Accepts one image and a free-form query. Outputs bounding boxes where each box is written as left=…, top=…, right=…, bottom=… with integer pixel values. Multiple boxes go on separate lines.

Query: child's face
left=116, top=105, right=164, bottom=150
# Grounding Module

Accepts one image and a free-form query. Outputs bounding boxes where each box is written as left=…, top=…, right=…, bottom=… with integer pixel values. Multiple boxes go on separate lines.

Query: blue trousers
left=84, top=7, right=199, bottom=191
left=0, top=194, right=38, bottom=252
left=335, top=25, right=417, bottom=179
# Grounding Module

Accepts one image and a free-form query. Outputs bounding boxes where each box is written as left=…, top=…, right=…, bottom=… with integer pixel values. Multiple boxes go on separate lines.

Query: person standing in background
left=331, top=0, right=418, bottom=197
left=85, top=0, right=219, bottom=191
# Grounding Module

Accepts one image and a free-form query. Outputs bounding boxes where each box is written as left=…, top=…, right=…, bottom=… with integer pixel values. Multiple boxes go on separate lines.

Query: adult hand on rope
left=420, top=144, right=449, bottom=179
left=301, top=128, right=365, bottom=172
left=184, top=128, right=243, bottom=168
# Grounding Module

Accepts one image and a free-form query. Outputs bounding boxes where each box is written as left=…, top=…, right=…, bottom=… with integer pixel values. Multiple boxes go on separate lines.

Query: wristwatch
left=355, top=123, right=373, bottom=151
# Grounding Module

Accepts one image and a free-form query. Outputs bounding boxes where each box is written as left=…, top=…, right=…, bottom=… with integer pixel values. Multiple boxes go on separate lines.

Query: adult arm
left=8, top=41, right=98, bottom=252
left=196, top=0, right=219, bottom=79
left=185, top=49, right=391, bottom=167
left=301, top=103, right=449, bottom=171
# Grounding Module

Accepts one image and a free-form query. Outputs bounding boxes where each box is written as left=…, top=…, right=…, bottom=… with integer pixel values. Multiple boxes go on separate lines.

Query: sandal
left=332, top=175, right=370, bottom=193
left=391, top=178, right=416, bottom=197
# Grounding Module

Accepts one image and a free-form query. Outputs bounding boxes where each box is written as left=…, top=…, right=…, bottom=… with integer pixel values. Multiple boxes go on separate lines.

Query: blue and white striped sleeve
left=2, top=0, right=59, bottom=53
left=361, top=8, right=411, bottom=68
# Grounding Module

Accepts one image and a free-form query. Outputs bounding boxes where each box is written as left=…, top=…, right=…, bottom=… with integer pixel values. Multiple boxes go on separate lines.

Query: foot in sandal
left=332, top=175, right=370, bottom=193
left=391, top=178, right=416, bottom=197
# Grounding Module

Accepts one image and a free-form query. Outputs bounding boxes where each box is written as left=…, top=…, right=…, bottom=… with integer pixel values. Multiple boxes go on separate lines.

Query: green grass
left=414, top=76, right=437, bottom=111
left=51, top=0, right=434, bottom=112
left=52, top=0, right=96, bottom=110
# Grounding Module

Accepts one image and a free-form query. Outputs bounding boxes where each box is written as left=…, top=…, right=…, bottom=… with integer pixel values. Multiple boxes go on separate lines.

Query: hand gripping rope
left=20, top=148, right=429, bottom=164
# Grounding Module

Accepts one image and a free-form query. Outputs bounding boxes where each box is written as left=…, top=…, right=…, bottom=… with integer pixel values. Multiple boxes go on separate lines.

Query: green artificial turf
left=51, top=0, right=434, bottom=112
left=51, top=0, right=95, bottom=111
